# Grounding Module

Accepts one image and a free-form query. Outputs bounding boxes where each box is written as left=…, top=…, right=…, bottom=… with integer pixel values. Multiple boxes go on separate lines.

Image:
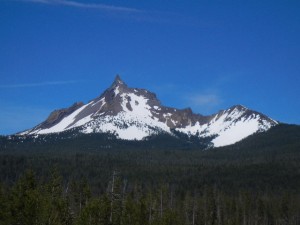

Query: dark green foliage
left=0, top=183, right=10, bottom=224
left=0, top=124, right=300, bottom=224
left=0, top=170, right=299, bottom=225
left=44, top=168, right=72, bottom=225
left=9, top=170, right=40, bottom=225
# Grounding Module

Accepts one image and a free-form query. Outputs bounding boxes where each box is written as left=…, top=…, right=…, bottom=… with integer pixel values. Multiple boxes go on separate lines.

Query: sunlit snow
left=22, top=89, right=277, bottom=147
left=37, top=102, right=92, bottom=134
left=212, top=118, right=260, bottom=147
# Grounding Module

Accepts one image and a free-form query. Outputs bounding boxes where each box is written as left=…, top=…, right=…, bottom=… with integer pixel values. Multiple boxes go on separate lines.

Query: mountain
left=19, top=75, right=278, bottom=147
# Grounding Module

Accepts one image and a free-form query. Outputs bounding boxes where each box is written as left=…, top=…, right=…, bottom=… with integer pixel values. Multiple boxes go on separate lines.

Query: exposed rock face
left=20, top=75, right=278, bottom=147
left=31, top=102, right=84, bottom=130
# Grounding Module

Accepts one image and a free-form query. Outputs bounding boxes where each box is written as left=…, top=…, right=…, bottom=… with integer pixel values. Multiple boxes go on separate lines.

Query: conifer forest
left=0, top=124, right=300, bottom=224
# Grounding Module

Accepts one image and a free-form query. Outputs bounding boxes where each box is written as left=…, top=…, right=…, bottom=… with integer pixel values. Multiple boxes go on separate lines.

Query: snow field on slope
left=212, top=117, right=260, bottom=147
left=37, top=103, right=92, bottom=134
left=81, top=93, right=171, bottom=140
left=176, top=108, right=273, bottom=147
left=23, top=89, right=276, bottom=147
left=81, top=112, right=170, bottom=140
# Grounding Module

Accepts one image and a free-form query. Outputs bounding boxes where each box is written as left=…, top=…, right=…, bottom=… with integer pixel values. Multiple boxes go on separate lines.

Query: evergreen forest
left=0, top=124, right=300, bottom=224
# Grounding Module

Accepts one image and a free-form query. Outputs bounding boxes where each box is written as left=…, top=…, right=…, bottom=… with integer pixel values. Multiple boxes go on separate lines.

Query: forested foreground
left=0, top=169, right=299, bottom=225
left=0, top=124, right=300, bottom=224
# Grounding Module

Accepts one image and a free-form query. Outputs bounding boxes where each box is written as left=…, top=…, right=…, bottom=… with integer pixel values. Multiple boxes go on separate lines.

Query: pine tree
left=76, top=198, right=103, bottom=225
left=205, top=186, right=217, bottom=225
left=44, top=168, right=72, bottom=225
left=9, top=170, right=43, bottom=225
left=0, top=183, right=10, bottom=225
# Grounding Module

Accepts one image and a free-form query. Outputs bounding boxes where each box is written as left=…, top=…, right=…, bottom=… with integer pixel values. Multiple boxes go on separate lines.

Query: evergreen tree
left=9, top=170, right=43, bottom=225
left=0, top=183, right=10, bottom=225
left=44, top=168, right=72, bottom=225
left=205, top=186, right=217, bottom=225
left=76, top=198, right=102, bottom=225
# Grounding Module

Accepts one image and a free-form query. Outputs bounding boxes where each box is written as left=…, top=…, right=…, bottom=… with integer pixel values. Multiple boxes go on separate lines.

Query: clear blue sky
left=1, top=0, right=300, bottom=135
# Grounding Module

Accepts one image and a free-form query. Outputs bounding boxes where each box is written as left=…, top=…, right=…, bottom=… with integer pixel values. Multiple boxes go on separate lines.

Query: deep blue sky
left=1, top=0, right=300, bottom=135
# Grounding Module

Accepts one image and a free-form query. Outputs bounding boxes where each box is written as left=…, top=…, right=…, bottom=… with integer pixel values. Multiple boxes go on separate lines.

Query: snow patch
left=212, top=118, right=260, bottom=147
left=114, top=86, right=120, bottom=96
left=37, top=102, right=92, bottom=134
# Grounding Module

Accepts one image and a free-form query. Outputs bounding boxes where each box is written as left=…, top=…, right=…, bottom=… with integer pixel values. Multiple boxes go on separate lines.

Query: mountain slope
left=20, top=75, right=278, bottom=147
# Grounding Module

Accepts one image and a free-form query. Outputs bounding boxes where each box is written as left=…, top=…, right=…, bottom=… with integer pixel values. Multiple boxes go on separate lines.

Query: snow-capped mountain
left=20, top=75, right=278, bottom=147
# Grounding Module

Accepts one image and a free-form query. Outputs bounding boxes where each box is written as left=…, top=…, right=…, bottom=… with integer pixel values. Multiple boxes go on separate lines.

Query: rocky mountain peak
left=230, top=105, right=247, bottom=111
left=110, top=74, right=127, bottom=89
left=20, top=75, right=278, bottom=147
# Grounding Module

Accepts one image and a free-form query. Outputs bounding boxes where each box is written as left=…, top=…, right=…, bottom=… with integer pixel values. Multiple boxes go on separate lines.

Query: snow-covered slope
left=20, top=75, right=278, bottom=147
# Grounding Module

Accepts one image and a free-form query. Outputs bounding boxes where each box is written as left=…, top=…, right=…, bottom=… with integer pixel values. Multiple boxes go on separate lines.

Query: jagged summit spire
left=110, top=74, right=127, bottom=90
left=106, top=74, right=128, bottom=96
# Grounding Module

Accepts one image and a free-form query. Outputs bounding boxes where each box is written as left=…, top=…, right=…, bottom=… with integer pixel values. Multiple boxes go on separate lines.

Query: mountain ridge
left=19, top=75, right=278, bottom=147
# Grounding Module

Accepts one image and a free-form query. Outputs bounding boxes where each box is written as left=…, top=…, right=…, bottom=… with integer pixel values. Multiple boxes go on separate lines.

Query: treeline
left=1, top=169, right=299, bottom=225
left=0, top=129, right=212, bottom=153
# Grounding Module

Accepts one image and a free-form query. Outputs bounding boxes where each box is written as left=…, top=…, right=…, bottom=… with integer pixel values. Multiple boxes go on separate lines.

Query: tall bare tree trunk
left=110, top=171, right=116, bottom=223
left=192, top=198, right=196, bottom=225
left=160, top=189, right=163, bottom=218
left=149, top=193, right=152, bottom=224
